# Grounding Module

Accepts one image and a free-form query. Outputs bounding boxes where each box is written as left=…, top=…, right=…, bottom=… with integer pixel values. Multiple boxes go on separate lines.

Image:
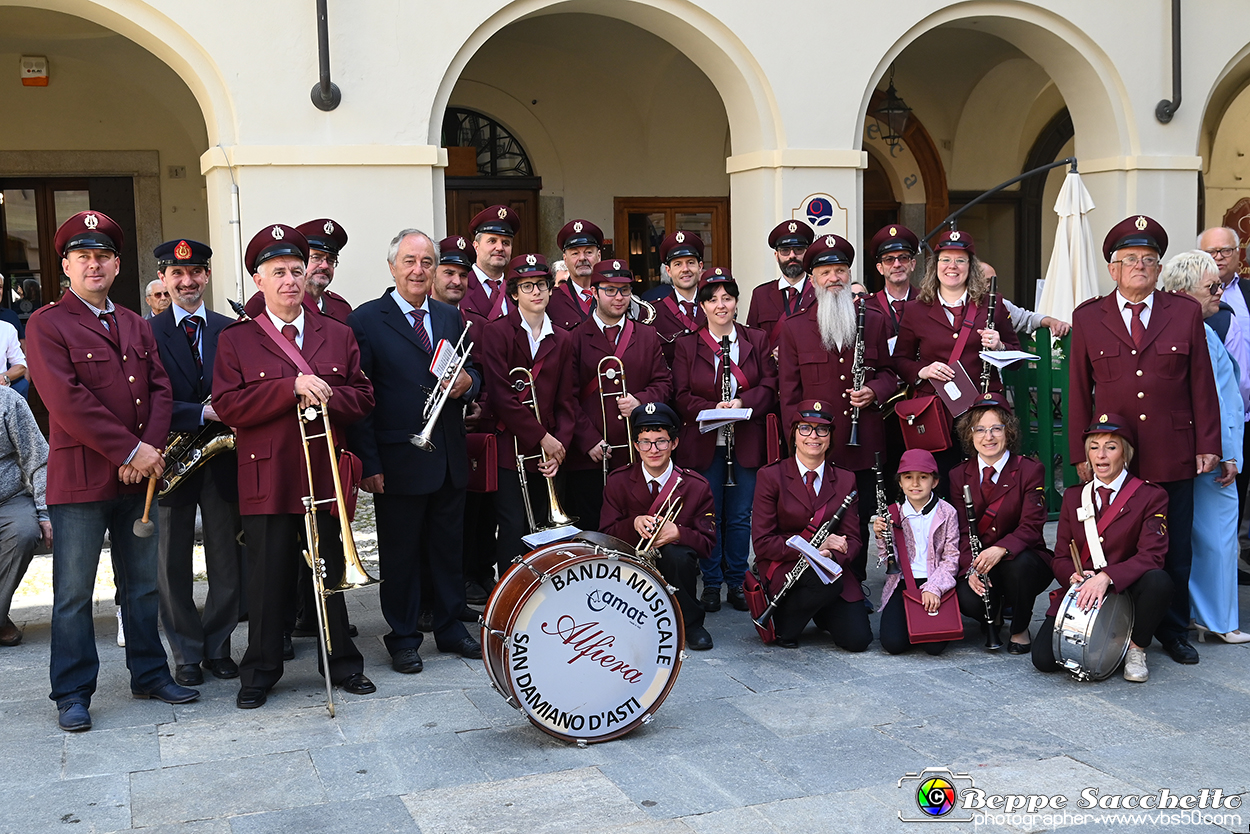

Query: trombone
left=297, top=401, right=381, bottom=717
left=597, top=355, right=635, bottom=485
left=509, top=366, right=578, bottom=532
left=410, top=322, right=473, bottom=452
left=636, top=474, right=683, bottom=566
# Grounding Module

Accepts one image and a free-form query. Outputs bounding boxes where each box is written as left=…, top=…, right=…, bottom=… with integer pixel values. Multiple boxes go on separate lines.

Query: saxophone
left=847, top=295, right=867, bottom=447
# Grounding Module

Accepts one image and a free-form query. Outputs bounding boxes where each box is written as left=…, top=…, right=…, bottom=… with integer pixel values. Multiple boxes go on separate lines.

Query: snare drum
left=482, top=541, right=685, bottom=744
left=1052, top=582, right=1134, bottom=681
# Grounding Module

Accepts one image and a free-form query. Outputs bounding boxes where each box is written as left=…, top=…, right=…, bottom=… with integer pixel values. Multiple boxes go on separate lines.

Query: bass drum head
left=491, top=551, right=684, bottom=743
left=1081, top=592, right=1134, bottom=680
left=573, top=530, right=635, bottom=556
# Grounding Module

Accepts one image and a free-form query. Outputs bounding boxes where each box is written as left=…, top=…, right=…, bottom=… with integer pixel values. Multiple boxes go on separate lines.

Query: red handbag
left=895, top=395, right=952, bottom=453
left=742, top=568, right=777, bottom=644
left=466, top=433, right=498, bottom=493
left=892, top=505, right=964, bottom=643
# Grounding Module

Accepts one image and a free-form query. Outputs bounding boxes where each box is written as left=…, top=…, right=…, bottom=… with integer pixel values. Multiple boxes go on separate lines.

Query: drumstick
left=1069, top=541, right=1083, bottom=578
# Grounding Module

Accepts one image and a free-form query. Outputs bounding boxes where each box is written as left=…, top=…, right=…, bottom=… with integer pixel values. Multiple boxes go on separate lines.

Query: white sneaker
left=116, top=607, right=126, bottom=648
left=1123, top=646, right=1148, bottom=682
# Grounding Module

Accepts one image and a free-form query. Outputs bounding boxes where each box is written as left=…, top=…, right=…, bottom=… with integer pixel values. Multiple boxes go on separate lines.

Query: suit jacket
left=650, top=292, right=706, bottom=365
left=600, top=463, right=717, bottom=560
left=568, top=316, right=672, bottom=471
left=671, top=324, right=777, bottom=471
left=479, top=310, right=576, bottom=471
left=547, top=281, right=595, bottom=331
left=317, top=290, right=353, bottom=323
left=1048, top=476, right=1168, bottom=616
left=27, top=294, right=173, bottom=504
left=777, top=301, right=898, bottom=471
left=880, top=498, right=960, bottom=607
left=212, top=310, right=374, bottom=515
left=1069, top=290, right=1221, bottom=483
left=461, top=270, right=509, bottom=325
left=746, top=278, right=815, bottom=349
left=873, top=285, right=917, bottom=338
left=347, top=288, right=481, bottom=494
left=751, top=459, right=863, bottom=603
left=150, top=306, right=239, bottom=507
left=948, top=453, right=1052, bottom=575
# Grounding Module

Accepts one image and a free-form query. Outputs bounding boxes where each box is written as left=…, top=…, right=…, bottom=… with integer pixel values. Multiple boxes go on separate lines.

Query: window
left=614, top=197, right=730, bottom=291
left=442, top=108, right=533, bottom=177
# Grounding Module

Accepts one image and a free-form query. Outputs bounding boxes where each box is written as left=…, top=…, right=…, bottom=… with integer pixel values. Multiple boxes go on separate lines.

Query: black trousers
left=1238, top=421, right=1250, bottom=542
left=1032, top=568, right=1174, bottom=672
left=655, top=543, right=705, bottom=631
left=1156, top=478, right=1193, bottom=642
left=955, top=549, right=1054, bottom=635
left=494, top=467, right=555, bottom=578
left=772, top=569, right=871, bottom=650
left=239, top=513, right=363, bottom=691
left=376, top=484, right=470, bottom=656
left=932, top=446, right=967, bottom=501
left=563, top=468, right=606, bottom=538
left=879, top=589, right=949, bottom=656
left=849, top=467, right=878, bottom=582
left=462, top=491, right=498, bottom=588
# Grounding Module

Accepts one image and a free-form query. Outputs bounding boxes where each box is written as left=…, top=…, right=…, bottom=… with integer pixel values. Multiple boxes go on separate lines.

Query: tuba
left=509, top=366, right=577, bottom=532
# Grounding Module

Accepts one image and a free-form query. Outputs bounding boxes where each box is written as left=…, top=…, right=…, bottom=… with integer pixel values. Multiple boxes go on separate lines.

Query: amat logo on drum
left=587, top=588, right=648, bottom=628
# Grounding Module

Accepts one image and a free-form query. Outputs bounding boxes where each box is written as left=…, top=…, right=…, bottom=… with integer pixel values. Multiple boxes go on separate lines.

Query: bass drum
left=482, top=541, right=684, bottom=744
left=1052, top=582, right=1134, bottom=681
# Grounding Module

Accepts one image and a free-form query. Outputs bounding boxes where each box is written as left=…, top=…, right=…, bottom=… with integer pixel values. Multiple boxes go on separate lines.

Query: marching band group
left=11, top=198, right=1246, bottom=733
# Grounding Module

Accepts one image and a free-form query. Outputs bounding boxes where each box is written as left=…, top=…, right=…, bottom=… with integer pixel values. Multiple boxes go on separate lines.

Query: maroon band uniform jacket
left=948, top=453, right=1052, bottom=576
left=600, top=463, right=717, bottom=560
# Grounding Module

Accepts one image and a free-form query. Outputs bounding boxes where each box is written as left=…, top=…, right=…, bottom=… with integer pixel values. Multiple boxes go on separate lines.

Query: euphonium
left=410, top=322, right=472, bottom=452
left=597, top=355, right=635, bottom=485
left=158, top=395, right=235, bottom=498
left=509, top=366, right=577, bottom=532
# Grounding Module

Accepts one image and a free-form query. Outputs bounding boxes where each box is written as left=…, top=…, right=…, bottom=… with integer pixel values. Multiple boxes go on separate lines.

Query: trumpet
left=636, top=475, right=683, bottom=565
left=510, top=366, right=577, bottom=532
left=410, top=322, right=472, bottom=452
left=297, top=401, right=381, bottom=717
left=719, top=335, right=737, bottom=487
left=597, top=355, right=635, bottom=485
left=158, top=395, right=235, bottom=497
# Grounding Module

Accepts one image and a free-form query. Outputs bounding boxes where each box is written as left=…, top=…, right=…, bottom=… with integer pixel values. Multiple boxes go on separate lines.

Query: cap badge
left=825, top=235, right=836, bottom=247
left=1100, top=413, right=1109, bottom=422
left=525, top=254, right=537, bottom=266
left=174, top=240, right=192, bottom=261
left=814, top=402, right=822, bottom=411
left=714, top=268, right=723, bottom=275
left=456, top=237, right=466, bottom=250
left=889, top=227, right=897, bottom=237
left=613, top=260, right=621, bottom=269
left=787, top=222, right=797, bottom=233
left=573, top=221, right=584, bottom=233
left=644, top=403, right=657, bottom=414
left=84, top=213, right=99, bottom=230
left=497, top=207, right=508, bottom=220
left=950, top=231, right=961, bottom=241
left=271, top=226, right=285, bottom=240
left=1135, top=216, right=1148, bottom=231
left=675, top=232, right=686, bottom=244
left=323, top=221, right=335, bottom=234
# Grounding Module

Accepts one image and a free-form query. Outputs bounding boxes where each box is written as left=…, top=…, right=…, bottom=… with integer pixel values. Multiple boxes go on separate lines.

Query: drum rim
left=1052, top=583, right=1134, bottom=681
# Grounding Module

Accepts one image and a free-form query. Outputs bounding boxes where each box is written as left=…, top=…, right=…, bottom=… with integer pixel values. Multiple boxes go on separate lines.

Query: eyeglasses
left=597, top=285, right=633, bottom=298
left=937, top=256, right=969, bottom=267
left=1205, top=281, right=1225, bottom=296
left=776, top=247, right=807, bottom=258
left=515, top=280, right=552, bottom=294
left=879, top=254, right=914, bottom=265
left=149, top=291, right=170, bottom=299
left=1203, top=247, right=1238, bottom=259
left=1111, top=255, right=1160, bottom=269
left=634, top=438, right=672, bottom=451
left=972, top=425, right=1005, bottom=437
left=796, top=424, right=831, bottom=437
left=308, top=251, right=339, bottom=267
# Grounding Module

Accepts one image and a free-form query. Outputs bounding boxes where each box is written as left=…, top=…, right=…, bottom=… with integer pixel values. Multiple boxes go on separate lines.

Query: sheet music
left=785, top=535, right=843, bottom=584
left=697, top=407, right=753, bottom=433
left=978, top=349, right=1039, bottom=369
left=522, top=526, right=581, bottom=549
left=429, top=339, right=454, bottom=378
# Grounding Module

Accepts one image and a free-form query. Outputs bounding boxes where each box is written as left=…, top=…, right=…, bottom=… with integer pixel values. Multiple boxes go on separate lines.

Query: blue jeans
left=699, top=455, right=757, bottom=591
left=49, top=496, right=172, bottom=707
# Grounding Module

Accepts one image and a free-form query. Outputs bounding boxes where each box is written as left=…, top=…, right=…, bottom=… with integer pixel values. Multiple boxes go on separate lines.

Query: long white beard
left=814, top=283, right=856, bottom=352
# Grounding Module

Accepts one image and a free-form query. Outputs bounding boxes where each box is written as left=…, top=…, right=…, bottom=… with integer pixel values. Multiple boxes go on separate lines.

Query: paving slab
left=333, top=689, right=492, bottom=743
left=0, top=772, right=130, bottom=833
left=311, top=733, right=490, bottom=800
left=228, top=796, right=418, bottom=834
left=64, top=724, right=161, bottom=779
left=157, top=706, right=346, bottom=767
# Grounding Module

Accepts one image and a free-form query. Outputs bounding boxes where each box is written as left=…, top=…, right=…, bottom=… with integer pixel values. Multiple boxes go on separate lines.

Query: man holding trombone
left=214, top=224, right=376, bottom=709
left=348, top=230, right=482, bottom=674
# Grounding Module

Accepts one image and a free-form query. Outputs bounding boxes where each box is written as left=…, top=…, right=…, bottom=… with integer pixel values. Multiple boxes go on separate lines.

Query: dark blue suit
left=149, top=305, right=242, bottom=667
left=348, top=288, right=482, bottom=655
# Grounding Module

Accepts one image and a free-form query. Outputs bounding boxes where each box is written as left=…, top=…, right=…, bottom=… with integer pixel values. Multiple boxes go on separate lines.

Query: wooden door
left=445, top=177, right=542, bottom=256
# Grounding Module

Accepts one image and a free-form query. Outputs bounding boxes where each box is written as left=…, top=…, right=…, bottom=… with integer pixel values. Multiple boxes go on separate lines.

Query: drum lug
left=679, top=651, right=689, bottom=662
left=665, top=584, right=678, bottom=594
left=575, top=738, right=588, bottom=749
left=641, top=714, right=654, bottom=725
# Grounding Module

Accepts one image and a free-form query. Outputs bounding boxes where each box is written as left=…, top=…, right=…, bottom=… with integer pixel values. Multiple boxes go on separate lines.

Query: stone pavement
left=1, top=511, right=1248, bottom=834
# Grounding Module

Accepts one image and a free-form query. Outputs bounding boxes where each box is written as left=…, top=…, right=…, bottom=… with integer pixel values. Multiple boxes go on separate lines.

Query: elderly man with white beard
left=778, top=234, right=900, bottom=584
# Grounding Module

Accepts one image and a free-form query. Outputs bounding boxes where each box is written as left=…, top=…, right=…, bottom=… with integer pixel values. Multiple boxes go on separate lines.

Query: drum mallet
left=133, top=475, right=158, bottom=538
left=1068, top=541, right=1083, bottom=578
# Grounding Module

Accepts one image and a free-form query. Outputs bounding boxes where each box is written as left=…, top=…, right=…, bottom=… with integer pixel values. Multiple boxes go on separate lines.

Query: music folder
left=785, top=535, right=843, bottom=584
left=697, top=407, right=753, bottom=434
left=933, top=362, right=979, bottom=418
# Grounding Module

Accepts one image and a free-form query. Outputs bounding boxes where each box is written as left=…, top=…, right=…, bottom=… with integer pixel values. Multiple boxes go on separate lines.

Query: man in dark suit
left=348, top=229, right=482, bottom=674
left=1069, top=215, right=1221, bottom=665
left=547, top=220, right=603, bottom=331
left=214, top=224, right=376, bottom=709
left=747, top=220, right=815, bottom=351
left=649, top=231, right=706, bottom=365
left=296, top=219, right=353, bottom=323
left=149, top=238, right=243, bottom=687
left=27, top=211, right=196, bottom=732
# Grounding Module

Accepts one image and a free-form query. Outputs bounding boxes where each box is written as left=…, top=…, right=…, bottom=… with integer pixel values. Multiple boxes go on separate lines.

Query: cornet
left=509, top=366, right=577, bottom=532
left=297, top=401, right=380, bottom=717
left=410, top=322, right=472, bottom=452
left=597, top=355, right=635, bottom=485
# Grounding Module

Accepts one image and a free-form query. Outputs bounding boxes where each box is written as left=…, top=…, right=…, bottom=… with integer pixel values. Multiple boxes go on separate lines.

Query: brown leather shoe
left=0, top=617, right=21, bottom=647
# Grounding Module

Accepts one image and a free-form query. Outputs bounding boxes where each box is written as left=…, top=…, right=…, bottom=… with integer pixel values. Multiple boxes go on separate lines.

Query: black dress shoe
left=236, top=686, right=268, bottom=709
left=440, top=636, right=482, bottom=659
left=348, top=623, right=359, bottom=638
left=132, top=681, right=200, bottom=704
left=687, top=625, right=714, bottom=651
left=338, top=673, right=376, bottom=695
left=466, top=581, right=489, bottom=605
left=0, top=616, right=21, bottom=647
left=58, top=703, right=91, bottom=732
left=1007, top=641, right=1031, bottom=655
left=282, top=632, right=295, bottom=661
left=700, top=587, right=721, bottom=613
left=417, top=612, right=434, bottom=633
left=202, top=657, right=240, bottom=679
left=726, top=586, right=749, bottom=612
left=457, top=606, right=480, bottom=623
left=1163, top=637, right=1200, bottom=664
left=774, top=637, right=799, bottom=649
left=174, top=663, right=204, bottom=686
left=392, top=648, right=424, bottom=674
left=290, top=617, right=317, bottom=638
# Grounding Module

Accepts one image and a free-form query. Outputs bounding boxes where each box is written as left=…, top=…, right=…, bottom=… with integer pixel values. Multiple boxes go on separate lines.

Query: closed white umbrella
left=1038, top=170, right=1101, bottom=323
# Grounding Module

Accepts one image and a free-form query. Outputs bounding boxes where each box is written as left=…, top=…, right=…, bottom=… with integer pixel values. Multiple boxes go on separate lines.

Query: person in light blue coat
left=1162, top=251, right=1249, bottom=643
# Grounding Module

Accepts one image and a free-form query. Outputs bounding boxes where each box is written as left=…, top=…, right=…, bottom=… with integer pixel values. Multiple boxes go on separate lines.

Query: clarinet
left=720, top=335, right=737, bottom=487
left=752, top=490, right=857, bottom=628
left=980, top=275, right=998, bottom=395
left=962, top=484, right=994, bottom=625
left=873, top=452, right=900, bottom=575
left=847, top=296, right=867, bottom=447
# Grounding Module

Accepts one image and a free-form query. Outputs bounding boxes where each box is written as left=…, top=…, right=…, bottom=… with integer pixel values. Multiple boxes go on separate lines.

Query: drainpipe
left=311, top=0, right=341, bottom=111
left=1156, top=0, right=1181, bottom=123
